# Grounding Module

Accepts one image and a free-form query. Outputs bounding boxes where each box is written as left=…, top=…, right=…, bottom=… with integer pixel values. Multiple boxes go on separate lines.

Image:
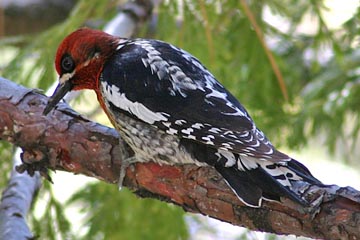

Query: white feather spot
left=141, top=58, right=149, bottom=68
left=249, top=140, right=260, bottom=147
left=262, top=147, right=274, bottom=155
left=221, top=143, right=233, bottom=150
left=223, top=130, right=234, bottom=135
left=185, top=135, right=196, bottom=140
left=239, top=156, right=258, bottom=170
left=191, top=123, right=204, bottom=129
left=181, top=128, right=194, bottom=135
left=175, top=119, right=186, bottom=125
left=166, top=128, right=178, bottom=135
left=209, top=127, right=221, bottom=134
left=162, top=122, right=171, bottom=127
left=239, top=131, right=250, bottom=137
left=218, top=150, right=236, bottom=167
left=206, top=141, right=214, bottom=145
left=205, top=88, right=228, bottom=100
left=115, top=39, right=128, bottom=50
left=201, top=136, right=211, bottom=141
left=101, top=82, right=168, bottom=124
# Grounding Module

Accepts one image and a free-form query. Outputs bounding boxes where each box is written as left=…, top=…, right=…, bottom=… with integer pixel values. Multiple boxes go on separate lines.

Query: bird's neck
left=94, top=84, right=119, bottom=129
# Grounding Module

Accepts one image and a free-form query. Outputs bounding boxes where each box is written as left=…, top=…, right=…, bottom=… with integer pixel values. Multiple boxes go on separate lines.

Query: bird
left=43, top=28, right=322, bottom=208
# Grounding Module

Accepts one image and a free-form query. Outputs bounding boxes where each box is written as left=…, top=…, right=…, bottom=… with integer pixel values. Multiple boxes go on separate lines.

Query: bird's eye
left=61, top=55, right=75, bottom=73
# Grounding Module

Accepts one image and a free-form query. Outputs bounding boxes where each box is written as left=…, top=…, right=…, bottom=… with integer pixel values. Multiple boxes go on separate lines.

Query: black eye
left=61, top=55, right=75, bottom=73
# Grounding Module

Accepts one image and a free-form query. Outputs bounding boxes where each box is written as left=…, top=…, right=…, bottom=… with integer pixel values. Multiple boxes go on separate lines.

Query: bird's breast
left=98, top=81, right=203, bottom=166
left=109, top=107, right=203, bottom=166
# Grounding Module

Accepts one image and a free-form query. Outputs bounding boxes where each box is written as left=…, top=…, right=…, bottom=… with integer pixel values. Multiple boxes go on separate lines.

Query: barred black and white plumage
left=99, top=38, right=321, bottom=207
left=47, top=29, right=322, bottom=208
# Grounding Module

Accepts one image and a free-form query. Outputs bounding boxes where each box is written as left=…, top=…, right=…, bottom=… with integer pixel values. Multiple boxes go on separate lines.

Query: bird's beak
left=43, top=80, right=73, bottom=115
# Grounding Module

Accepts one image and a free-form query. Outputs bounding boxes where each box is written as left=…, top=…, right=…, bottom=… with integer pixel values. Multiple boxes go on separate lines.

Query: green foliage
left=291, top=50, right=360, bottom=158
left=67, top=183, right=188, bottom=240
left=0, top=142, right=13, bottom=187
left=29, top=181, right=74, bottom=240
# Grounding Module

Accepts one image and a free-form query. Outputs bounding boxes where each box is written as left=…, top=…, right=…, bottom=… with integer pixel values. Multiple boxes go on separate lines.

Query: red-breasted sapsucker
left=43, top=28, right=322, bottom=208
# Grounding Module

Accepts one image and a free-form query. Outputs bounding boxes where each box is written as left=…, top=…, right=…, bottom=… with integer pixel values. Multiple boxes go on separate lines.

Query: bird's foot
left=118, top=156, right=137, bottom=190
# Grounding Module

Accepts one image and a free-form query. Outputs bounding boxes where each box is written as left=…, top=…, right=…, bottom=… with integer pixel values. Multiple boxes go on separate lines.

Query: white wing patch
left=101, top=81, right=169, bottom=124
left=203, top=75, right=248, bottom=118
left=216, top=150, right=236, bottom=167
left=215, top=150, right=301, bottom=187
left=134, top=41, right=201, bottom=97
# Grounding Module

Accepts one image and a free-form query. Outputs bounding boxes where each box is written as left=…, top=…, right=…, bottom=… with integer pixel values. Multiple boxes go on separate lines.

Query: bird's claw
left=118, top=156, right=137, bottom=190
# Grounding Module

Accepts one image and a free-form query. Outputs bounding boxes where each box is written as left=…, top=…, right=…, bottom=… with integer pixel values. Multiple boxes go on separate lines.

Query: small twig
left=199, top=0, right=215, bottom=66
left=239, top=0, right=289, bottom=101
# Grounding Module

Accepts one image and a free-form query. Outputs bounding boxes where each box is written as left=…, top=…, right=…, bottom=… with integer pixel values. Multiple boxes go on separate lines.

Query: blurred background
left=0, top=0, right=359, bottom=239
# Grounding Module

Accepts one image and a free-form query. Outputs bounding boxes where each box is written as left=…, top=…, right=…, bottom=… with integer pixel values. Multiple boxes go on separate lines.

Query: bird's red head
left=43, top=28, right=119, bottom=115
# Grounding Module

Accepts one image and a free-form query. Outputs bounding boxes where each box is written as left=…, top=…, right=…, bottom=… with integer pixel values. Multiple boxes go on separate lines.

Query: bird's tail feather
left=214, top=165, right=264, bottom=207
left=179, top=139, right=321, bottom=207
left=215, top=158, right=321, bottom=207
left=287, top=158, right=322, bottom=185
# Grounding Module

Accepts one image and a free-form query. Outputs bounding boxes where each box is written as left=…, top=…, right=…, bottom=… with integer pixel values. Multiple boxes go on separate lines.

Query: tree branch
left=1, top=77, right=359, bottom=239
left=0, top=150, right=41, bottom=240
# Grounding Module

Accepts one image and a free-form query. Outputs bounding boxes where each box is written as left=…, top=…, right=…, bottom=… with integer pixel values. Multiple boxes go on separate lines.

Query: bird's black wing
left=101, top=39, right=289, bottom=161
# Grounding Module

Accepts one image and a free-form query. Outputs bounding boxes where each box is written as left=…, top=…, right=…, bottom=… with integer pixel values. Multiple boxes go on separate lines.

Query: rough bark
left=0, top=77, right=360, bottom=239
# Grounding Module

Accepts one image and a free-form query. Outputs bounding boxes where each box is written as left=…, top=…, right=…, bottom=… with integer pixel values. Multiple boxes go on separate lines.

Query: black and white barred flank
left=99, top=38, right=321, bottom=207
